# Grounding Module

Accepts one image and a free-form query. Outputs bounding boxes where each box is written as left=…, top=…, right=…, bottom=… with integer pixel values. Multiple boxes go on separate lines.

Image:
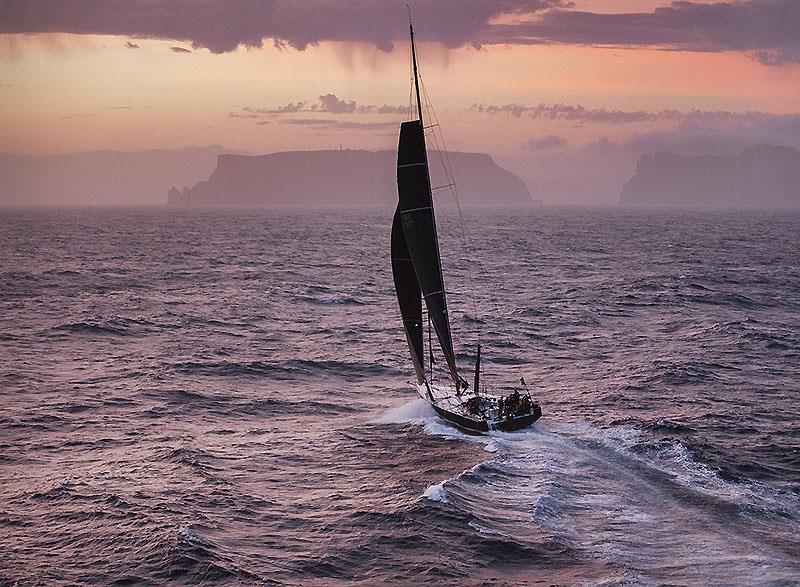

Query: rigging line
left=410, top=25, right=525, bottom=388
left=419, top=77, right=528, bottom=384
left=419, top=94, right=480, bottom=362
left=409, top=42, right=459, bottom=384
left=419, top=77, right=480, bottom=335
left=419, top=94, right=526, bottom=382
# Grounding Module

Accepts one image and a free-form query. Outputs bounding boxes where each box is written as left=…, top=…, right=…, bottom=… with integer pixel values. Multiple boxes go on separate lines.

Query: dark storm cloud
left=491, top=0, right=800, bottom=65
left=5, top=1, right=794, bottom=64
left=0, top=0, right=560, bottom=53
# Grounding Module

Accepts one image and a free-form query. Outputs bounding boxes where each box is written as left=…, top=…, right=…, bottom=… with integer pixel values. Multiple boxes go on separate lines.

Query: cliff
left=169, top=150, right=533, bottom=208
left=620, top=145, right=800, bottom=208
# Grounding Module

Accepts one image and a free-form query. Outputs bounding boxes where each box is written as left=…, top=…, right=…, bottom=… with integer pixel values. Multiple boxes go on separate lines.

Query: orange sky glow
left=1, top=1, right=799, bottom=158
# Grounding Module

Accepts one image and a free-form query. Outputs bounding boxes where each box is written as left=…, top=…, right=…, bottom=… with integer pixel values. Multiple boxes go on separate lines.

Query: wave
left=156, top=447, right=227, bottom=480
left=50, top=316, right=166, bottom=337
left=421, top=481, right=450, bottom=503
left=235, top=396, right=359, bottom=416
left=295, top=294, right=365, bottom=306
left=168, top=358, right=400, bottom=381
left=644, top=418, right=697, bottom=434
left=639, top=359, right=736, bottom=386
left=409, top=415, right=800, bottom=583
left=146, top=387, right=359, bottom=417
left=53, top=321, right=130, bottom=336
left=152, top=524, right=264, bottom=584
left=690, top=291, right=762, bottom=309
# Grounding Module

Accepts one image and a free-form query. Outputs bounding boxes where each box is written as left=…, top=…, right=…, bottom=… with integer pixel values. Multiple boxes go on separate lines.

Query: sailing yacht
left=391, top=15, right=541, bottom=433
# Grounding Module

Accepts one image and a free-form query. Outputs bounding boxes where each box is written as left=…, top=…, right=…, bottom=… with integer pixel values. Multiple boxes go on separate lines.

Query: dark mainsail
left=391, top=207, right=425, bottom=384
left=395, top=119, right=460, bottom=384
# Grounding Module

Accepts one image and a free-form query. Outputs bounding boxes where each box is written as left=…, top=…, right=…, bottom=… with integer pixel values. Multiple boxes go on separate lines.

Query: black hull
left=431, top=403, right=541, bottom=434
left=495, top=405, right=542, bottom=432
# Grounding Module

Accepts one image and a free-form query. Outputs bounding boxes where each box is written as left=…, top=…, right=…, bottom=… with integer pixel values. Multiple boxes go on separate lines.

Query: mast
left=428, top=311, right=435, bottom=379
left=408, top=6, right=423, bottom=126
left=473, top=344, right=481, bottom=395
left=395, top=8, right=464, bottom=389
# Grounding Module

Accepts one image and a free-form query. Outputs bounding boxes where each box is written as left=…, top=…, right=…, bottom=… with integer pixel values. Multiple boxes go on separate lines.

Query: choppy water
left=1, top=207, right=799, bottom=586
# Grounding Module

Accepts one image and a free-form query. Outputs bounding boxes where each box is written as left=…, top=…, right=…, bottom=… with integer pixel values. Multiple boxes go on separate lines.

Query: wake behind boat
left=391, top=14, right=541, bottom=434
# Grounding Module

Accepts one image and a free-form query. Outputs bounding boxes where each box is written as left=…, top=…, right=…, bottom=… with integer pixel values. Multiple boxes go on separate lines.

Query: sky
left=1, top=0, right=799, bottom=201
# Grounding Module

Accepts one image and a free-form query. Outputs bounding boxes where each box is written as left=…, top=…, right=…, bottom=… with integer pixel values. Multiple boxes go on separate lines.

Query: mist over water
left=1, top=207, right=799, bottom=585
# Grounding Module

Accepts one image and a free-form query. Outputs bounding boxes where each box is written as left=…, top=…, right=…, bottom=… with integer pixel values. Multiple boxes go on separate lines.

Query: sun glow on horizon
left=1, top=31, right=799, bottom=157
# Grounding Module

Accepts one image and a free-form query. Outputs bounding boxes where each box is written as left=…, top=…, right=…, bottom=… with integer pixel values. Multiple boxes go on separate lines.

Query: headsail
left=396, top=119, right=460, bottom=384
left=391, top=207, right=425, bottom=384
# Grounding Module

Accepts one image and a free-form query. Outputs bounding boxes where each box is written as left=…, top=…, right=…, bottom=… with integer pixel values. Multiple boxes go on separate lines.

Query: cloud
left=472, top=102, right=683, bottom=124
left=0, top=0, right=559, bottom=53
left=230, top=94, right=407, bottom=120
left=124, top=41, right=139, bottom=49
left=281, top=118, right=397, bottom=131
left=489, top=0, right=800, bottom=66
left=316, top=93, right=356, bottom=114
left=227, top=111, right=261, bottom=119
left=365, top=104, right=408, bottom=115
left=170, top=46, right=191, bottom=53
left=582, top=112, right=800, bottom=156
left=528, top=134, right=567, bottom=151
left=261, top=101, right=306, bottom=114
left=473, top=104, right=800, bottom=149
left=5, top=1, right=795, bottom=64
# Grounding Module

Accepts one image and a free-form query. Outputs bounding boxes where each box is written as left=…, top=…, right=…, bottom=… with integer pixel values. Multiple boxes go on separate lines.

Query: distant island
left=620, top=145, right=800, bottom=208
left=168, top=150, right=533, bottom=208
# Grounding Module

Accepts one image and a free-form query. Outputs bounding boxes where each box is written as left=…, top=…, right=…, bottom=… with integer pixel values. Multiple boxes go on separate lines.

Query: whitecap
left=372, top=399, right=435, bottom=424
left=422, top=481, right=451, bottom=503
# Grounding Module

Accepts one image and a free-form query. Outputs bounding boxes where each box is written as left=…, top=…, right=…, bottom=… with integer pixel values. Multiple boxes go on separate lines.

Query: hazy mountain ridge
left=621, top=145, right=800, bottom=208
left=0, top=146, right=232, bottom=206
left=169, top=150, right=533, bottom=208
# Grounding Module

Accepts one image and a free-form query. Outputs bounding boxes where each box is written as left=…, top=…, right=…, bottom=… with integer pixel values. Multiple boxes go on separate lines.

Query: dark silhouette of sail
left=396, top=119, right=460, bottom=383
left=391, top=206, right=425, bottom=384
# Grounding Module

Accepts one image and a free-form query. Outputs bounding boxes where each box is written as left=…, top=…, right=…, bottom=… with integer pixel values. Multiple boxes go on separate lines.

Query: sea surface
left=1, top=206, right=799, bottom=586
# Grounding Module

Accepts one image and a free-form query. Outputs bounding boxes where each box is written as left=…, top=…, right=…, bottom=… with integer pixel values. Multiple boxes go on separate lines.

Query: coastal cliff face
left=169, top=150, right=532, bottom=207
left=620, top=145, right=800, bottom=208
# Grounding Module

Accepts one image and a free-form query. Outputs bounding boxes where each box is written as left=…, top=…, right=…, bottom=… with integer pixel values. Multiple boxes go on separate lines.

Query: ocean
left=1, top=206, right=798, bottom=586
